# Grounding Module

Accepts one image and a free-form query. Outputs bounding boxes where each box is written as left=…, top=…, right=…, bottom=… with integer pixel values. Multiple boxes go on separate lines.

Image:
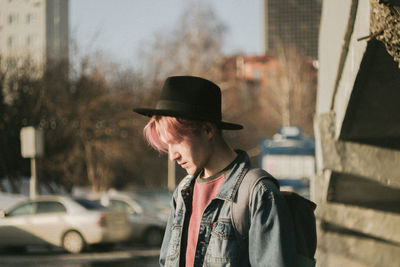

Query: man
left=134, top=76, right=295, bottom=267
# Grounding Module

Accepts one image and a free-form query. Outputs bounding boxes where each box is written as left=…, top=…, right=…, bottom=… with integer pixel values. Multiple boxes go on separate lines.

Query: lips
left=179, top=162, right=187, bottom=168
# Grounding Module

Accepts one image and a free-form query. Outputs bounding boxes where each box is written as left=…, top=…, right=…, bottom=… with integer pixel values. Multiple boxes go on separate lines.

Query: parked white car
left=89, top=191, right=168, bottom=246
left=0, top=195, right=131, bottom=253
left=132, top=189, right=172, bottom=215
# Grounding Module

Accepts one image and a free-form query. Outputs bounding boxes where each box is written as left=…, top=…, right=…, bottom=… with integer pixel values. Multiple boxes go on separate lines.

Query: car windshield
left=131, top=196, right=159, bottom=213
left=74, top=198, right=106, bottom=210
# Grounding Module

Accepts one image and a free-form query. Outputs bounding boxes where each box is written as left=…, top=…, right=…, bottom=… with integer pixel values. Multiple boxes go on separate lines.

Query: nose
left=168, top=145, right=180, bottom=161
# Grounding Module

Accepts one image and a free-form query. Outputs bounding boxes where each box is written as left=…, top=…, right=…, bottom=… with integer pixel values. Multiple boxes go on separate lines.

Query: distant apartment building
left=264, top=0, right=322, bottom=60
left=220, top=54, right=281, bottom=103
left=221, top=54, right=279, bottom=84
left=219, top=54, right=282, bottom=136
left=0, top=0, right=68, bottom=71
left=235, top=54, right=279, bottom=84
left=220, top=53, right=317, bottom=137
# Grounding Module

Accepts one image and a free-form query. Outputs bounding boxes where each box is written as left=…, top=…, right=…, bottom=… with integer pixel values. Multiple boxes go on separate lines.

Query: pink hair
left=143, top=116, right=206, bottom=153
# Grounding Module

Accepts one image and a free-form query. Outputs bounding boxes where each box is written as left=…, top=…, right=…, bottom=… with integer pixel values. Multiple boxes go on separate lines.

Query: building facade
left=0, top=0, right=68, bottom=71
left=264, top=0, right=322, bottom=60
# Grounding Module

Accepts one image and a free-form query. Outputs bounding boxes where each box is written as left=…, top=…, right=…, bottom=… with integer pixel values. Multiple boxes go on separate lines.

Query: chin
left=185, top=167, right=198, bottom=176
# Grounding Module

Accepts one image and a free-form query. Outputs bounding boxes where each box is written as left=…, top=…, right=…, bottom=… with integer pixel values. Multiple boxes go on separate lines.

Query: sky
left=69, top=0, right=264, bottom=68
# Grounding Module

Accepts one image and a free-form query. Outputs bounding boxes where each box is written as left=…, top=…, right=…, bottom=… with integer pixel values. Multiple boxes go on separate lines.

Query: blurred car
left=89, top=191, right=168, bottom=246
left=131, top=188, right=172, bottom=215
left=0, top=193, right=26, bottom=210
left=0, top=195, right=131, bottom=253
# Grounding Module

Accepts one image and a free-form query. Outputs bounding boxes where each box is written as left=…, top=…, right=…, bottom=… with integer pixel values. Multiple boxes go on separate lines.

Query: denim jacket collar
left=179, top=149, right=251, bottom=202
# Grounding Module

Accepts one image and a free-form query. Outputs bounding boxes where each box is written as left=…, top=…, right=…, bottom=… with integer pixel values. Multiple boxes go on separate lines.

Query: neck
left=201, top=142, right=237, bottom=179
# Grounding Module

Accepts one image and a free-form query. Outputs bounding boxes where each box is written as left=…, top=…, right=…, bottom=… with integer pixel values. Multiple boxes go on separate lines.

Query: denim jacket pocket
left=165, top=224, right=182, bottom=262
left=166, top=210, right=184, bottom=262
left=205, top=219, right=239, bottom=267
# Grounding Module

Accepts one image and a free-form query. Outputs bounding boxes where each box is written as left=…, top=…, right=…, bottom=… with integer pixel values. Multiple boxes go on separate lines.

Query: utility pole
left=167, top=159, right=176, bottom=192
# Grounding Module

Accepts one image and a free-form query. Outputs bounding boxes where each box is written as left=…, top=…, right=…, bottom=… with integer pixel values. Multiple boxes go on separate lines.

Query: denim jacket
left=159, top=150, right=296, bottom=267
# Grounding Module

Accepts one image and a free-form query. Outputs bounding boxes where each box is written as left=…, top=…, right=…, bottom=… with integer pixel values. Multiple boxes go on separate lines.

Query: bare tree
left=43, top=59, right=147, bottom=192
left=274, top=43, right=317, bottom=136
left=140, top=2, right=226, bottom=84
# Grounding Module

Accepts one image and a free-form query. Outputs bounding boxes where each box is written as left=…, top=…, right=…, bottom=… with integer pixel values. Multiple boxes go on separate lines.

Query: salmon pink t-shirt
left=185, top=173, right=226, bottom=267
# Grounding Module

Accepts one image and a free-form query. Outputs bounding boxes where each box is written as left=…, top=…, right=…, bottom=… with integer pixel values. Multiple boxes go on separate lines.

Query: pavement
left=0, top=246, right=160, bottom=267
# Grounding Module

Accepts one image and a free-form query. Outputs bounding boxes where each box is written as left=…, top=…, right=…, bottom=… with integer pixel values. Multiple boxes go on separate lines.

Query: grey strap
left=231, top=168, right=276, bottom=239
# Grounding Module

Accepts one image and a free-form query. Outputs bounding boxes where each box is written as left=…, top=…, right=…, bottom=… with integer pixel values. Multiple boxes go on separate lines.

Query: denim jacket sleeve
left=248, top=179, right=296, bottom=267
left=159, top=189, right=177, bottom=267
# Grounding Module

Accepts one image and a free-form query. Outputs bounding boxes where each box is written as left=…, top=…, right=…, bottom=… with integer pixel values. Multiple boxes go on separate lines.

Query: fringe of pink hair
left=143, top=116, right=205, bottom=153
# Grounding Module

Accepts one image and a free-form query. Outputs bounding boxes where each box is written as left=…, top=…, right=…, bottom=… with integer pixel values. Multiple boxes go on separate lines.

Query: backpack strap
left=231, top=168, right=278, bottom=239
left=231, top=168, right=318, bottom=267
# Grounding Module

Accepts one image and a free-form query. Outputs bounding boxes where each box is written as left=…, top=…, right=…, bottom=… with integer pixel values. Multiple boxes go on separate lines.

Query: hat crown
left=159, top=76, right=221, bottom=118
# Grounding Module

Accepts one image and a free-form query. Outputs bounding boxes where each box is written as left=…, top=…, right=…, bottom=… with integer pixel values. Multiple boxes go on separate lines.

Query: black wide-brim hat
left=133, top=76, right=243, bottom=130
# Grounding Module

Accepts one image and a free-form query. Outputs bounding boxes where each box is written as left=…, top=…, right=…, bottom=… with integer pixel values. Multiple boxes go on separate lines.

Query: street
left=0, top=245, right=160, bottom=267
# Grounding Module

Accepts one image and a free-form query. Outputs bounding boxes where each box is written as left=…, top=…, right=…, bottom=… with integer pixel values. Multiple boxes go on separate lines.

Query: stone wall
left=315, top=0, right=400, bottom=266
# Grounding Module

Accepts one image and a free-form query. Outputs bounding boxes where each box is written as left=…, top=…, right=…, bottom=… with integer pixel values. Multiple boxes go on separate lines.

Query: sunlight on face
left=161, top=130, right=212, bottom=176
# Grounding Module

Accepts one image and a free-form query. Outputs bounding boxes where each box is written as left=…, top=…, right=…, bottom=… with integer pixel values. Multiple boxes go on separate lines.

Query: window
left=7, top=203, right=37, bottom=217
left=109, top=199, right=135, bottom=213
left=8, top=14, right=18, bottom=25
left=26, top=13, right=33, bottom=24
left=132, top=197, right=159, bottom=213
left=7, top=36, right=13, bottom=47
left=26, top=35, right=32, bottom=46
left=26, top=35, right=37, bottom=47
left=36, top=201, right=66, bottom=214
left=26, top=35, right=36, bottom=47
left=74, top=198, right=106, bottom=210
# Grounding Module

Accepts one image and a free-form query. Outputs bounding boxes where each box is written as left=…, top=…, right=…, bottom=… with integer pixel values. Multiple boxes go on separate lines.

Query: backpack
left=231, top=168, right=317, bottom=267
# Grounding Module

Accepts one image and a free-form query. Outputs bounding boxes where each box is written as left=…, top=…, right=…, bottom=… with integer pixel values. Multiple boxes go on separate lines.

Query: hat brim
left=133, top=108, right=243, bottom=130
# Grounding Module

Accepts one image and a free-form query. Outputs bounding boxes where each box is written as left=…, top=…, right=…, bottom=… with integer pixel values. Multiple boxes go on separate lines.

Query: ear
left=203, top=122, right=216, bottom=139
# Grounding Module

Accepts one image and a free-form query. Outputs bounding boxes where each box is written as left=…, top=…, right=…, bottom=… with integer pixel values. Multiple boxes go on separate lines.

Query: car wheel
left=62, top=230, right=85, bottom=253
left=144, top=228, right=163, bottom=247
